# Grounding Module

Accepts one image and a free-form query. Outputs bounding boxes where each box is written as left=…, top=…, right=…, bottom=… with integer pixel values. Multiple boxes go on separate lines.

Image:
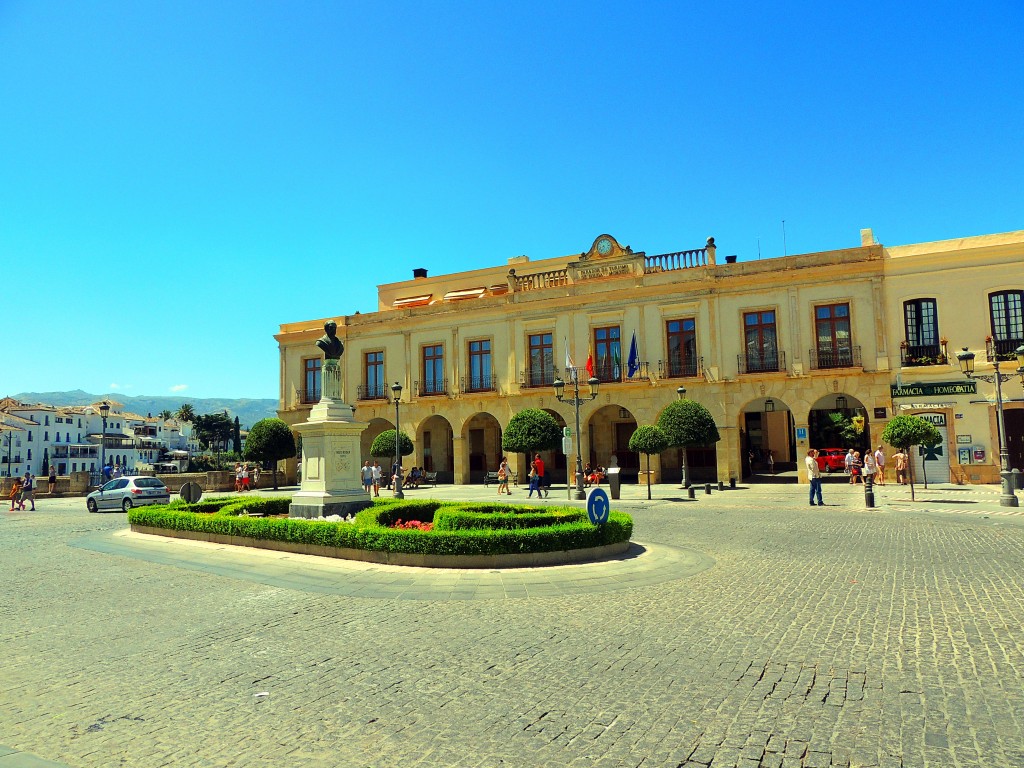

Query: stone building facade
left=275, top=229, right=1024, bottom=486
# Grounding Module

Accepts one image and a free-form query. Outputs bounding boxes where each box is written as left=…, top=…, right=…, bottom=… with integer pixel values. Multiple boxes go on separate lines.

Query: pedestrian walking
left=497, top=457, right=510, bottom=495
left=893, top=450, right=908, bottom=485
left=851, top=451, right=864, bottom=484
left=806, top=449, right=824, bottom=506
left=9, top=478, right=22, bottom=511
left=361, top=461, right=373, bottom=493
left=873, top=446, right=886, bottom=485
left=527, top=466, right=540, bottom=498
left=48, top=466, right=57, bottom=494
left=252, top=465, right=261, bottom=487
left=863, top=451, right=877, bottom=484
left=532, top=453, right=548, bottom=498
left=844, top=449, right=855, bottom=483
left=371, top=461, right=382, bottom=497
left=19, top=471, right=35, bottom=511
left=234, top=463, right=243, bottom=492
left=241, top=464, right=251, bottom=491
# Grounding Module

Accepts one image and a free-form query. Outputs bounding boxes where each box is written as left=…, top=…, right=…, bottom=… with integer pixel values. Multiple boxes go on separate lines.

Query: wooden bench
left=484, top=471, right=500, bottom=486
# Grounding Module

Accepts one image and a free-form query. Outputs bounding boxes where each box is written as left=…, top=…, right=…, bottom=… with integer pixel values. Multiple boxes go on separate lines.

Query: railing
left=988, top=337, right=1024, bottom=362
left=738, top=350, right=786, bottom=374
left=900, top=343, right=946, bottom=367
left=658, top=356, right=702, bottom=378
left=415, top=378, right=448, bottom=397
left=592, top=360, right=623, bottom=383
left=51, top=446, right=99, bottom=459
left=521, top=369, right=556, bottom=389
left=356, top=384, right=388, bottom=401
left=645, top=248, right=707, bottom=273
left=461, top=374, right=496, bottom=393
left=809, top=345, right=862, bottom=370
left=514, top=269, right=569, bottom=292
left=298, top=388, right=320, bottom=405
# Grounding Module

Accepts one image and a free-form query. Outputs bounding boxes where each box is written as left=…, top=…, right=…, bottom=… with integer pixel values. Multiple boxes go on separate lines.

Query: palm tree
left=175, top=403, right=196, bottom=423
left=159, top=409, right=173, bottom=420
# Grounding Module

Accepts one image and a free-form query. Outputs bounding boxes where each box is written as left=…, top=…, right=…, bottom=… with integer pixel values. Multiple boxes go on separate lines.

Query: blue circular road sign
left=587, top=487, right=610, bottom=525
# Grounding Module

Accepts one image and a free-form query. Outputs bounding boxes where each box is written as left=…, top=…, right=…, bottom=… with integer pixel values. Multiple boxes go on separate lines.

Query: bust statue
left=316, top=321, right=344, bottom=360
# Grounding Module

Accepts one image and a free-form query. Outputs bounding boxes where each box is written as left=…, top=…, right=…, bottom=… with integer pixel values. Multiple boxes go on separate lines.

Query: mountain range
left=10, top=390, right=278, bottom=430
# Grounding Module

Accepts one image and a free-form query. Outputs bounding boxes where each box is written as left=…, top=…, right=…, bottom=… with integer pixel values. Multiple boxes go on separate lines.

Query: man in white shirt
left=806, top=450, right=824, bottom=506
left=873, top=446, right=886, bottom=485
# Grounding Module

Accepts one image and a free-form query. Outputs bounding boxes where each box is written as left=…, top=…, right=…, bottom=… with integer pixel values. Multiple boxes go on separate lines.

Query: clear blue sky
left=2, top=1, right=1021, bottom=400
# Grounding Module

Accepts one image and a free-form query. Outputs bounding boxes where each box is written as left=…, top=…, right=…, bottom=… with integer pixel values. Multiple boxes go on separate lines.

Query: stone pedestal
left=290, top=389, right=372, bottom=519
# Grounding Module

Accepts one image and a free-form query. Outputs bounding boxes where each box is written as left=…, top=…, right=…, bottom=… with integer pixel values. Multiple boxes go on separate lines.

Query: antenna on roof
left=757, top=237, right=761, bottom=260
left=782, top=219, right=788, bottom=257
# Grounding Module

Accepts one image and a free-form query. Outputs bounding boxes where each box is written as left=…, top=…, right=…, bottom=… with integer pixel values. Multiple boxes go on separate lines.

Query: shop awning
left=392, top=294, right=433, bottom=308
left=442, top=287, right=486, bottom=301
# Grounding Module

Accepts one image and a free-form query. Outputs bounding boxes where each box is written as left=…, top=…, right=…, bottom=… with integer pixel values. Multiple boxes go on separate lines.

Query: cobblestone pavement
left=2, top=482, right=1024, bottom=768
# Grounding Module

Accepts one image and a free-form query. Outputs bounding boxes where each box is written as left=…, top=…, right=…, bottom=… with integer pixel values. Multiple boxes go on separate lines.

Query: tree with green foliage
left=158, top=409, right=173, bottom=421
left=175, top=403, right=196, bottom=423
left=629, top=425, right=670, bottom=500
left=881, top=414, right=941, bottom=501
left=243, top=418, right=296, bottom=490
left=193, top=411, right=233, bottom=452
left=369, top=430, right=415, bottom=463
left=657, top=399, right=721, bottom=488
left=501, top=408, right=562, bottom=484
left=41, top=447, right=49, bottom=475
left=232, top=416, right=242, bottom=454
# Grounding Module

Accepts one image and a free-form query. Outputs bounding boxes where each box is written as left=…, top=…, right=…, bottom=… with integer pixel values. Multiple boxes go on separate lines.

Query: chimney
left=413, top=268, right=428, bottom=279
left=860, top=228, right=876, bottom=246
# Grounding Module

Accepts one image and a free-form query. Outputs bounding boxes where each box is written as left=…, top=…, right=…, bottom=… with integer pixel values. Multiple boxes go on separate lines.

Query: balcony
left=520, top=369, right=555, bottom=389
left=461, top=374, right=496, bottom=393
left=988, top=337, right=1024, bottom=362
left=658, top=356, right=702, bottom=378
left=356, top=384, right=388, bottom=401
left=809, top=345, right=862, bottom=371
left=416, top=379, right=448, bottom=397
left=900, top=342, right=947, bottom=367
left=298, top=388, right=320, bottom=405
left=738, top=350, right=786, bottom=375
left=591, top=361, right=623, bottom=383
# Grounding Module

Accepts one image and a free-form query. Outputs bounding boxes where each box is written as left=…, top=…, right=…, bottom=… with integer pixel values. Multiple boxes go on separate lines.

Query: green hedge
left=433, top=507, right=587, bottom=531
left=127, top=498, right=632, bottom=556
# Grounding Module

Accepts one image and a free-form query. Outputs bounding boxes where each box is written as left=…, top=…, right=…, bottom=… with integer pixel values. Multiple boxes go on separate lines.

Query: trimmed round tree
left=501, top=408, right=561, bottom=485
left=243, top=418, right=296, bottom=491
left=881, top=414, right=941, bottom=501
left=369, top=430, right=415, bottom=470
left=628, top=425, right=670, bottom=500
left=657, top=400, right=721, bottom=488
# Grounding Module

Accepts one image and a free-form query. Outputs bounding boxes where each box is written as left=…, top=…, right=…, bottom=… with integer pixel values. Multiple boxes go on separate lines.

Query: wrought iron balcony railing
left=738, top=350, right=785, bottom=374
left=298, top=388, right=320, bottom=405
left=520, top=369, right=556, bottom=389
left=415, top=378, right=448, bottom=397
left=809, top=345, right=862, bottom=371
left=900, top=342, right=947, bottom=367
left=658, top=356, right=702, bottom=378
left=988, top=337, right=1024, bottom=362
left=356, top=384, right=388, bottom=401
left=461, top=374, right=496, bottom=393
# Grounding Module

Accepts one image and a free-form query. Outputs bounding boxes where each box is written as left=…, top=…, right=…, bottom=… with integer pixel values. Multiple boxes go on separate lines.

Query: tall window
left=364, top=351, right=384, bottom=398
left=743, top=310, right=779, bottom=372
left=814, top=303, right=852, bottom=368
left=467, top=340, right=492, bottom=391
left=303, top=358, right=321, bottom=403
left=990, top=290, right=1024, bottom=357
left=904, top=299, right=938, bottom=348
left=527, top=332, right=554, bottom=387
left=593, top=326, right=621, bottom=382
left=666, top=319, right=697, bottom=377
left=422, top=344, right=445, bottom=395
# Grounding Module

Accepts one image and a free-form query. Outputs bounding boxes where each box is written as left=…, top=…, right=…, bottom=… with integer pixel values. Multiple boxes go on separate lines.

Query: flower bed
left=126, top=497, right=633, bottom=567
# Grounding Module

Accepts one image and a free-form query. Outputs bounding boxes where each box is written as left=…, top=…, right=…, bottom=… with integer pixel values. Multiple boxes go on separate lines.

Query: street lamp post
left=956, top=345, right=1024, bottom=507
left=391, top=382, right=404, bottom=500
left=676, top=387, right=688, bottom=488
left=99, top=401, right=110, bottom=487
left=553, top=373, right=600, bottom=500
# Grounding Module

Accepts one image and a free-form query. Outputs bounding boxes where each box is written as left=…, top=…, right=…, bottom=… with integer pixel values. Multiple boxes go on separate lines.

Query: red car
left=815, top=448, right=848, bottom=473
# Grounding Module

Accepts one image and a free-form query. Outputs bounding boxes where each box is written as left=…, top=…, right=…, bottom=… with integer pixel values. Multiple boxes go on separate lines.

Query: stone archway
left=587, top=404, right=638, bottom=483
left=808, top=393, right=870, bottom=456
left=739, top=397, right=796, bottom=481
left=461, top=412, right=503, bottom=484
left=417, top=415, right=454, bottom=483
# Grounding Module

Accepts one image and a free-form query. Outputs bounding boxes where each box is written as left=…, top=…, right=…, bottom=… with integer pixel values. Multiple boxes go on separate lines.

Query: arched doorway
left=535, top=408, right=568, bottom=484
left=361, top=418, right=394, bottom=463
left=808, top=393, right=870, bottom=456
left=588, top=404, right=638, bottom=483
left=741, top=397, right=796, bottom=480
left=417, top=415, right=454, bottom=483
left=462, top=412, right=503, bottom=484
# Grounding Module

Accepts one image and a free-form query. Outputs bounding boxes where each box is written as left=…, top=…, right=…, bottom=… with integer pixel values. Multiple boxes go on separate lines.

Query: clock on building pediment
left=585, top=234, right=628, bottom=260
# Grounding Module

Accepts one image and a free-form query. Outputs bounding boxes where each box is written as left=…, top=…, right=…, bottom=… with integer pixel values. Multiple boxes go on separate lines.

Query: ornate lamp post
left=99, top=401, right=110, bottom=486
left=676, top=386, right=688, bottom=488
left=553, top=373, right=600, bottom=500
left=391, top=382, right=404, bottom=499
left=956, top=345, right=1024, bottom=507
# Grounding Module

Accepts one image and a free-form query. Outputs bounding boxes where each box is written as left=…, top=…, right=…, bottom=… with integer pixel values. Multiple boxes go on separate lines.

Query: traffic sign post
left=587, top=487, right=610, bottom=525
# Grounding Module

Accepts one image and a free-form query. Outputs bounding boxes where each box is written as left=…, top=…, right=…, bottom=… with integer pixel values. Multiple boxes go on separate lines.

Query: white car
left=86, top=477, right=171, bottom=512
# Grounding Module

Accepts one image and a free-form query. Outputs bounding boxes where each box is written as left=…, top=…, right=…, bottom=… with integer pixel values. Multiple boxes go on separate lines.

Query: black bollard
left=718, top=481, right=725, bottom=491
left=864, top=473, right=875, bottom=508
left=687, top=487, right=696, bottom=499
left=729, top=477, right=736, bottom=489
left=705, top=483, right=712, bottom=495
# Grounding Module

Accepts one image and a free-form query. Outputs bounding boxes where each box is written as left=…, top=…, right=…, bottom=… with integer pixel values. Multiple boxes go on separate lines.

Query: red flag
left=585, top=347, right=594, bottom=378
